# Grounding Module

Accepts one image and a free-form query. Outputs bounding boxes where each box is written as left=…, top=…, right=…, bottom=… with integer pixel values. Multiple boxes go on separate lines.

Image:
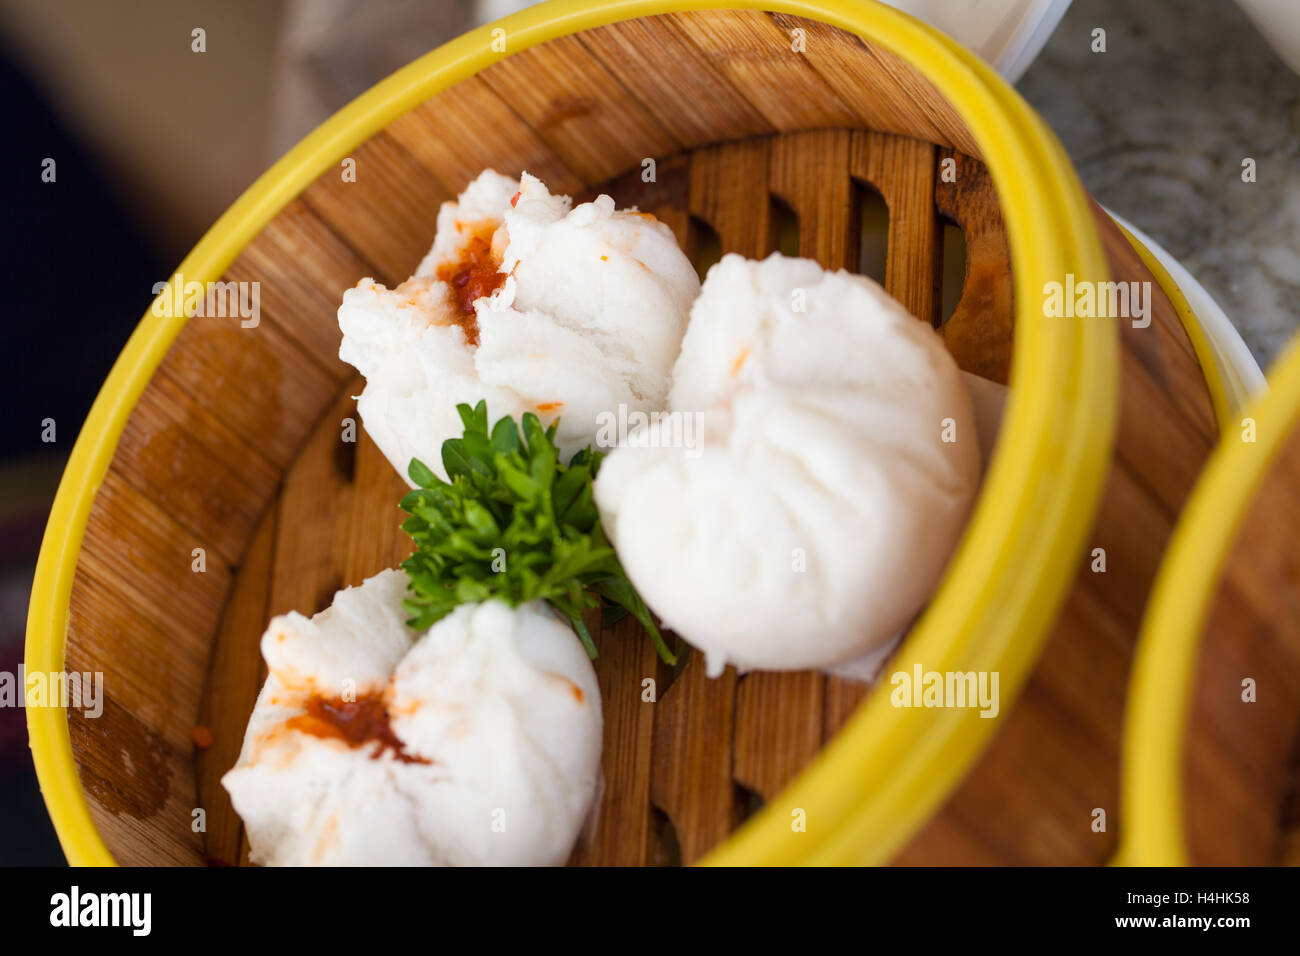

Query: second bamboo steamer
left=1125, top=332, right=1300, bottom=867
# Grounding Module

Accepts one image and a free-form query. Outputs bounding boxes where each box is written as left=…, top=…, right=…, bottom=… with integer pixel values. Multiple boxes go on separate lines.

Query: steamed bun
left=222, top=570, right=603, bottom=866
left=338, top=170, right=699, bottom=483
left=594, top=253, right=980, bottom=675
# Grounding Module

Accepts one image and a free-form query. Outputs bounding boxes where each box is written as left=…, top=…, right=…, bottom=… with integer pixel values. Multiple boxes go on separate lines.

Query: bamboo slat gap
left=848, top=129, right=940, bottom=325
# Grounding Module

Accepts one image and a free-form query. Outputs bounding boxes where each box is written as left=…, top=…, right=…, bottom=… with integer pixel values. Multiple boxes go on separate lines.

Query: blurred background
left=1, top=0, right=1296, bottom=864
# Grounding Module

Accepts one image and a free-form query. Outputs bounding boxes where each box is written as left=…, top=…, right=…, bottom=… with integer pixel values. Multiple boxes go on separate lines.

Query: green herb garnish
left=398, top=400, right=676, bottom=664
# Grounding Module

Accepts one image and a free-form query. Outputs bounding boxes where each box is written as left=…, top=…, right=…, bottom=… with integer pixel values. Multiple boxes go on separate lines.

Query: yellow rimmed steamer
left=1124, top=334, right=1300, bottom=866
left=27, top=0, right=1224, bottom=866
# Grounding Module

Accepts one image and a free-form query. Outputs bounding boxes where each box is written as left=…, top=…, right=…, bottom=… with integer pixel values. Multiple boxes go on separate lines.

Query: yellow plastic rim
left=1120, top=332, right=1300, bottom=866
left=1112, top=219, right=1234, bottom=433
left=27, top=0, right=1115, bottom=867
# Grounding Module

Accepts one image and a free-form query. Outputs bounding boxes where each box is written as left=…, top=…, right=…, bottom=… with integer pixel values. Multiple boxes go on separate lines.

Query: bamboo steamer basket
left=26, top=0, right=1228, bottom=866
left=1124, top=334, right=1300, bottom=866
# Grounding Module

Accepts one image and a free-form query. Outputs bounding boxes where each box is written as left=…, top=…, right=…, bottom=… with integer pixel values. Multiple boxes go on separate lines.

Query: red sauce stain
left=731, top=347, right=751, bottom=375
left=286, top=692, right=429, bottom=764
left=543, top=95, right=595, bottom=126
left=435, top=222, right=506, bottom=347
left=190, top=725, right=215, bottom=749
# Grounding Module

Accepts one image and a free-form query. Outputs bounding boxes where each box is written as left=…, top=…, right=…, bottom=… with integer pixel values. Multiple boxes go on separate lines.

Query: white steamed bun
left=594, top=253, right=980, bottom=675
left=222, top=569, right=602, bottom=866
left=338, top=170, right=699, bottom=483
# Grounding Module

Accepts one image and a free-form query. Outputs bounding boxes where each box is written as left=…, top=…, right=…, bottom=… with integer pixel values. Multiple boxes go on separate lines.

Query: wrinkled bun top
left=339, top=170, right=698, bottom=484
left=222, top=570, right=602, bottom=866
left=594, top=253, right=981, bottom=675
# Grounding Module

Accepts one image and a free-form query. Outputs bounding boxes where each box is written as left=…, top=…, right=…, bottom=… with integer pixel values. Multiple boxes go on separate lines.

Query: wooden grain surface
left=57, top=8, right=1247, bottom=867
left=1183, top=415, right=1300, bottom=864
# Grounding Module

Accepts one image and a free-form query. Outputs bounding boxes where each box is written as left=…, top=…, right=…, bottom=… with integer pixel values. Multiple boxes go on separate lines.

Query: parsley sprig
left=398, top=401, right=676, bottom=664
